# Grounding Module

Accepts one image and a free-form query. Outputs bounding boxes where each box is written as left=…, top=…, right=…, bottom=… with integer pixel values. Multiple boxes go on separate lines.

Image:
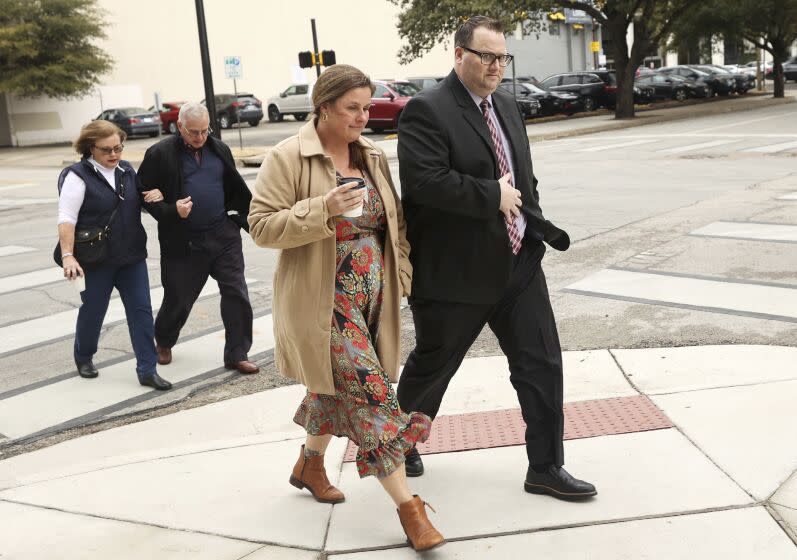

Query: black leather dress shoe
left=138, top=373, right=173, bottom=391
left=76, top=360, right=98, bottom=379
left=404, top=446, right=424, bottom=477
left=524, top=465, right=597, bottom=500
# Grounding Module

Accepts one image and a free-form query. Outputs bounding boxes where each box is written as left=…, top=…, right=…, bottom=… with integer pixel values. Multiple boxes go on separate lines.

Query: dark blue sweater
left=181, top=146, right=227, bottom=233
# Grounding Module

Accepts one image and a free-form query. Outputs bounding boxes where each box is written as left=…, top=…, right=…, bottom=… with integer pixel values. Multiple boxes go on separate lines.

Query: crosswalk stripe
left=0, top=268, right=62, bottom=295
left=0, top=198, right=57, bottom=206
left=564, top=269, right=797, bottom=322
left=657, top=139, right=742, bottom=154
left=742, top=140, right=797, bottom=153
left=0, top=246, right=36, bottom=258
left=0, top=279, right=258, bottom=356
left=0, top=183, right=38, bottom=192
left=690, top=221, right=797, bottom=243
left=0, top=314, right=274, bottom=440
left=777, top=192, right=797, bottom=200
left=577, top=139, right=660, bottom=152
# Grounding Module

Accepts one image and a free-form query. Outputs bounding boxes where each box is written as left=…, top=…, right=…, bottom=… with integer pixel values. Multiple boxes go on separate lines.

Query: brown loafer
left=289, top=445, right=345, bottom=504
left=156, top=344, right=172, bottom=365
left=397, top=495, right=445, bottom=551
left=224, top=360, right=259, bottom=374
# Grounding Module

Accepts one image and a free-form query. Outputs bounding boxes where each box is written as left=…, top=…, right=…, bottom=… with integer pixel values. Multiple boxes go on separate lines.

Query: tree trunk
left=771, top=46, right=787, bottom=98
left=607, top=20, right=635, bottom=119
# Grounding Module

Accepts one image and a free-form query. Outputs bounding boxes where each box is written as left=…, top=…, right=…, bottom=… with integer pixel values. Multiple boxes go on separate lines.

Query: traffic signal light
left=320, top=50, right=336, bottom=66
left=298, top=51, right=314, bottom=68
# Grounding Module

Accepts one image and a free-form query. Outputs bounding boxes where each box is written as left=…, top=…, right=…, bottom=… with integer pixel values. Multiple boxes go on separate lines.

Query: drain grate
left=343, top=395, right=672, bottom=462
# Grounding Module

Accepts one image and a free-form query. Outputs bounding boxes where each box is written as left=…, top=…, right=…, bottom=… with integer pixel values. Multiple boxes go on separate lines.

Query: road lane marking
left=564, top=269, right=797, bottom=323
left=0, top=314, right=274, bottom=440
left=742, top=140, right=797, bottom=153
left=698, top=109, right=797, bottom=133
left=0, top=183, right=38, bottom=192
left=0, top=198, right=57, bottom=206
left=657, top=139, right=742, bottom=154
left=0, top=246, right=36, bottom=258
left=0, top=279, right=258, bottom=356
left=577, top=139, right=660, bottom=152
left=0, top=268, right=62, bottom=295
left=690, top=221, right=797, bottom=243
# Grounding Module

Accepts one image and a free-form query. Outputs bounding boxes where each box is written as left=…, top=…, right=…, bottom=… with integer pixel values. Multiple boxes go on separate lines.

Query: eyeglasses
left=183, top=126, right=212, bottom=138
left=461, top=46, right=514, bottom=67
left=93, top=144, right=124, bottom=155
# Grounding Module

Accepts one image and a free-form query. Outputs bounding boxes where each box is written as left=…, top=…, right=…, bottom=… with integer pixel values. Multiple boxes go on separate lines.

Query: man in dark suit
left=137, top=102, right=259, bottom=375
left=396, top=16, right=595, bottom=500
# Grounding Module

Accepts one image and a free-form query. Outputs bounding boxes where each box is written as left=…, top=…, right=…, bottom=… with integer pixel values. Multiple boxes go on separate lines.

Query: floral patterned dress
left=293, top=174, right=431, bottom=479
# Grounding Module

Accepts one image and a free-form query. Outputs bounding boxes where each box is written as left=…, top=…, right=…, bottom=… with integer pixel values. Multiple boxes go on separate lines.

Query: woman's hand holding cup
left=325, top=179, right=366, bottom=217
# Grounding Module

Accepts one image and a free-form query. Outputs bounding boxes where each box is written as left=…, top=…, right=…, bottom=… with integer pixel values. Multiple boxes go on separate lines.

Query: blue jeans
left=74, top=259, right=158, bottom=378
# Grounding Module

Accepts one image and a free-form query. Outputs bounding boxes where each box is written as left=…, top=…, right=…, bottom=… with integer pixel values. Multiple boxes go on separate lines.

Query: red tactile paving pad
left=343, top=395, right=673, bottom=462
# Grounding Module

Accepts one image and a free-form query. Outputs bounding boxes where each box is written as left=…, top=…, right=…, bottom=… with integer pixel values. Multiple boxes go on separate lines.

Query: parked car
left=95, top=107, right=160, bottom=137
left=407, top=76, right=445, bottom=90
left=661, top=73, right=712, bottom=98
left=635, top=73, right=690, bottom=101
left=658, top=65, right=730, bottom=97
left=266, top=84, right=313, bottom=122
left=694, top=64, right=751, bottom=94
left=149, top=101, right=184, bottom=134
left=367, top=80, right=420, bottom=133
left=500, top=75, right=539, bottom=85
left=538, top=71, right=616, bottom=111
left=765, top=57, right=797, bottom=81
left=203, top=93, right=263, bottom=129
left=496, top=85, right=541, bottom=118
left=633, top=84, right=655, bottom=104
left=498, top=82, right=581, bottom=116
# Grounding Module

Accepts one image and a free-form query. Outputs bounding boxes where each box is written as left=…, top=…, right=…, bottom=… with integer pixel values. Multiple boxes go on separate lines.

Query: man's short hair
left=454, top=15, right=505, bottom=48
left=178, top=102, right=209, bottom=123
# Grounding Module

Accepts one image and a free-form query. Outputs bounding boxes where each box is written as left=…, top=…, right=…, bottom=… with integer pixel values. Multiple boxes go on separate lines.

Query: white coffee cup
left=340, top=177, right=368, bottom=218
left=70, top=273, right=86, bottom=294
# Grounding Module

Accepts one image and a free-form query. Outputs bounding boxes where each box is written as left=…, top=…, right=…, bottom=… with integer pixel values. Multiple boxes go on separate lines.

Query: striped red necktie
left=481, top=98, right=522, bottom=255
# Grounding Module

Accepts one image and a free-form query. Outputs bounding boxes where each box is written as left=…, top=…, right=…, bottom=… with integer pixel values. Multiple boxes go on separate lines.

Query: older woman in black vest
left=57, top=120, right=172, bottom=390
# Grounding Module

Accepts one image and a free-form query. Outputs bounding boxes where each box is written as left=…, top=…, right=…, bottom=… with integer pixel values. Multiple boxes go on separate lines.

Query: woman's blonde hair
left=73, top=120, right=127, bottom=157
left=312, top=65, right=375, bottom=172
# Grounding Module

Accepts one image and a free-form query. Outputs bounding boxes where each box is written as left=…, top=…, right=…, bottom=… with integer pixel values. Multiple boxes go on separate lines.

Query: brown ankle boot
left=397, top=495, right=446, bottom=551
left=289, top=445, right=345, bottom=504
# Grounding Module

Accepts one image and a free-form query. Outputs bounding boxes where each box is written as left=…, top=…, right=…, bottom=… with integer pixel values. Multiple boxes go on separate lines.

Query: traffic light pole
left=311, top=18, right=321, bottom=78
left=195, top=0, right=220, bottom=139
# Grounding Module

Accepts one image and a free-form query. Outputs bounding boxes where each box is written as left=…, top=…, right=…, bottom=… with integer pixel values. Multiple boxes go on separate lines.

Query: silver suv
left=266, top=84, right=313, bottom=122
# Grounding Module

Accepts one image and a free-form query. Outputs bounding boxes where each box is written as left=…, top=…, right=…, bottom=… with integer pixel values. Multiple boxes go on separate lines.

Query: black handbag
left=54, top=198, right=121, bottom=268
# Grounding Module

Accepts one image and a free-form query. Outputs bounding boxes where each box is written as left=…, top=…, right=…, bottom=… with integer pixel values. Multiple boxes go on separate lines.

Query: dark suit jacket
left=137, top=134, right=252, bottom=257
left=398, top=70, right=569, bottom=305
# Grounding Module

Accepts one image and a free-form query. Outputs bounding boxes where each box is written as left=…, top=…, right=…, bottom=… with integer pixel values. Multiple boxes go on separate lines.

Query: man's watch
left=62, top=252, right=74, bottom=259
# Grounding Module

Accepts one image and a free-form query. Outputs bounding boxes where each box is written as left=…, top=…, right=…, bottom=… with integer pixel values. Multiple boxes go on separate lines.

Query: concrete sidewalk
left=1, top=345, right=795, bottom=558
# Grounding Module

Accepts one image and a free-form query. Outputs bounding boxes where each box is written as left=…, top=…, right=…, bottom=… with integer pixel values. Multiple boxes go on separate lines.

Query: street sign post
left=224, top=56, right=244, bottom=150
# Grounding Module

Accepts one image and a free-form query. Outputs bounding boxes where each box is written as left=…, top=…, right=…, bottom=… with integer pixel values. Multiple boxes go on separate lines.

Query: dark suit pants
left=74, top=259, right=158, bottom=378
left=155, top=219, right=253, bottom=363
left=397, top=241, right=565, bottom=467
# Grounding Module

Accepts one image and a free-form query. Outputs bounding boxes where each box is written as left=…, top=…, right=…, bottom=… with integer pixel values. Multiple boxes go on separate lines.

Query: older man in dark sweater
left=137, top=102, right=258, bottom=375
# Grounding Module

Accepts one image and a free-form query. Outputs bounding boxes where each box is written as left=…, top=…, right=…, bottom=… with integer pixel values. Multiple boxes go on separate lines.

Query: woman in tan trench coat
left=249, top=65, right=445, bottom=552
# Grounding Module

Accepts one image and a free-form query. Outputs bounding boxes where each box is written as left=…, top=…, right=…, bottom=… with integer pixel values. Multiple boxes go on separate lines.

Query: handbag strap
left=100, top=169, right=124, bottom=233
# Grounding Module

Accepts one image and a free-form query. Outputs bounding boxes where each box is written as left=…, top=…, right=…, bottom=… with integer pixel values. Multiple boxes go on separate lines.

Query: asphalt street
left=0, top=95, right=795, bottom=456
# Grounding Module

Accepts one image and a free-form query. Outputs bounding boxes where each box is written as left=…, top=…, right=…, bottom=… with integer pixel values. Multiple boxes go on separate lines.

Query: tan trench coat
left=248, top=121, right=412, bottom=395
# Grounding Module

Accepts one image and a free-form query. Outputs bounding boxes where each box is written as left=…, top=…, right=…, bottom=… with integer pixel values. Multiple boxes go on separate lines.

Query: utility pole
left=195, top=0, right=220, bottom=139
left=311, top=19, right=321, bottom=78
